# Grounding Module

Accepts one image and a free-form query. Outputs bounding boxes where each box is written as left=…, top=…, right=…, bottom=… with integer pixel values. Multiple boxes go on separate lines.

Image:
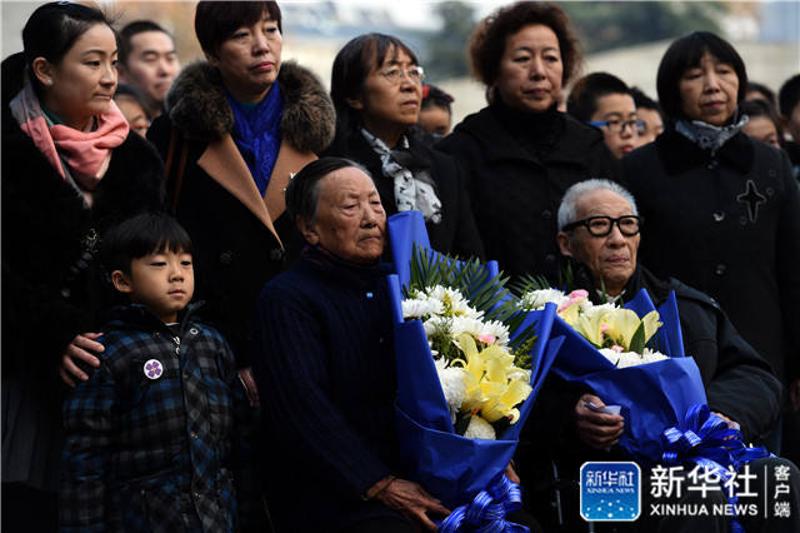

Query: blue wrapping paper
left=386, top=211, right=563, bottom=514
left=551, top=288, right=708, bottom=462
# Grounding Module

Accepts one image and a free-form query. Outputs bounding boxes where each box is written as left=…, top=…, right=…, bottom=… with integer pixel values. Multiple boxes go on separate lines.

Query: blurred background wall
left=3, top=1, right=798, bottom=125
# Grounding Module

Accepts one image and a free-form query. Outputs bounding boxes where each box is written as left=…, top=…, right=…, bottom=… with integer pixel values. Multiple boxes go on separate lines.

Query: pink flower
left=478, top=334, right=496, bottom=345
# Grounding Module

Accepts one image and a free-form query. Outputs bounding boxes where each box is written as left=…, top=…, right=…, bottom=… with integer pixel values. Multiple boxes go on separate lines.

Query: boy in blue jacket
left=60, top=213, right=258, bottom=532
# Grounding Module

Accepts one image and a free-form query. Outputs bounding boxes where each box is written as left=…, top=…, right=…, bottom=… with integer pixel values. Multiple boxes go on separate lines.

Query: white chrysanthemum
left=641, top=348, right=669, bottom=364
left=599, top=348, right=621, bottom=366
left=615, top=351, right=645, bottom=368
left=423, top=315, right=452, bottom=337
left=582, top=302, right=618, bottom=319
left=449, top=316, right=511, bottom=347
left=434, top=360, right=468, bottom=422
left=402, top=297, right=444, bottom=319
left=427, top=286, right=480, bottom=318
left=464, top=415, right=497, bottom=440
left=520, top=289, right=567, bottom=310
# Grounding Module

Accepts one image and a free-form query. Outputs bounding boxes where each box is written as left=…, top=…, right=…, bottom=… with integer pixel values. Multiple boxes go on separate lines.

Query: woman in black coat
left=325, top=33, right=484, bottom=259
left=147, top=1, right=335, bottom=390
left=1, top=3, right=163, bottom=529
left=622, top=33, right=800, bottom=454
left=437, top=2, right=619, bottom=282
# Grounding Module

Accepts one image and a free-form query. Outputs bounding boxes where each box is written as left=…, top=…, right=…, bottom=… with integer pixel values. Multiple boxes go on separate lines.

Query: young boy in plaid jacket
left=60, top=213, right=260, bottom=532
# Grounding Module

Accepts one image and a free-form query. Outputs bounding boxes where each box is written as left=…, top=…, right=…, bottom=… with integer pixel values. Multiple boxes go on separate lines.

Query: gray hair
left=557, top=179, right=638, bottom=231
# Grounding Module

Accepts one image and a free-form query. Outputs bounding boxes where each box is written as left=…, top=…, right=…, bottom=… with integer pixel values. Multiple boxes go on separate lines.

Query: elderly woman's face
left=302, top=167, right=386, bottom=264
left=495, top=24, right=563, bottom=113
left=678, top=52, right=739, bottom=126
left=210, top=13, right=282, bottom=103
left=557, top=189, right=640, bottom=296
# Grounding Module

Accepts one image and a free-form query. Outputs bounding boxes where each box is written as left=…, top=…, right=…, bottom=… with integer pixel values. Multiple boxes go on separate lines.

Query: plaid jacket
left=60, top=303, right=250, bottom=532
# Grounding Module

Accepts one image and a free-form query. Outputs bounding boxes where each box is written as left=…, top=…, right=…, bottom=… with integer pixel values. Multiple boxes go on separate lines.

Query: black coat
left=623, top=127, right=800, bottom=383
left=251, top=247, right=401, bottom=532
left=1, top=52, right=165, bottom=382
left=147, top=61, right=335, bottom=366
left=437, top=103, right=620, bottom=281
left=326, top=130, right=484, bottom=259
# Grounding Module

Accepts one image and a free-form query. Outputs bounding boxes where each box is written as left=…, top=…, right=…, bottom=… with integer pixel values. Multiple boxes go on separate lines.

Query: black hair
left=329, top=33, right=419, bottom=152
left=195, top=1, right=282, bottom=58
left=630, top=87, right=661, bottom=113
left=746, top=81, right=776, bottom=107
left=421, top=83, right=454, bottom=114
left=740, top=99, right=785, bottom=146
left=778, top=74, right=800, bottom=118
left=656, top=31, right=747, bottom=120
left=567, top=72, right=632, bottom=122
left=101, top=213, right=193, bottom=275
left=114, top=83, right=148, bottom=107
left=285, top=157, right=370, bottom=224
left=22, top=2, right=113, bottom=91
left=118, top=20, right=173, bottom=65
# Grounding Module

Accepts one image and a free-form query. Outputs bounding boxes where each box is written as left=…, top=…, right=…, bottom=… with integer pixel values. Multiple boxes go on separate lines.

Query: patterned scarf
left=361, top=128, right=442, bottom=224
left=9, top=72, right=129, bottom=205
left=227, top=84, right=283, bottom=196
left=675, top=113, right=748, bottom=155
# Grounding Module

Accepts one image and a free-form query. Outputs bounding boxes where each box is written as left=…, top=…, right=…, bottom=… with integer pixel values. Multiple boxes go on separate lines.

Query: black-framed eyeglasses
left=379, top=65, right=425, bottom=85
left=589, top=118, right=647, bottom=136
left=562, top=215, right=642, bottom=237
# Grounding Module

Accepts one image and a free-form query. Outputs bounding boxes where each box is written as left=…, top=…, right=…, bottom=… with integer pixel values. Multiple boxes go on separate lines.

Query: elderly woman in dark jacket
left=325, top=33, right=484, bottom=259
left=437, top=1, right=618, bottom=282
left=251, top=158, right=450, bottom=533
left=2, top=3, right=163, bottom=529
left=147, top=1, right=335, bottom=392
left=622, top=32, right=800, bottom=455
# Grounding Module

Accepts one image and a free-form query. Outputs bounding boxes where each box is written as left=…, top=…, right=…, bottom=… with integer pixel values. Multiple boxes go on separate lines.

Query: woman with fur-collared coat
left=147, top=1, right=335, bottom=386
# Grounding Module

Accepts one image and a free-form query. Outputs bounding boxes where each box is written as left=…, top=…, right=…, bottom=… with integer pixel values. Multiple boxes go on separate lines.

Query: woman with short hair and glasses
left=623, top=32, right=800, bottom=455
left=326, top=33, right=484, bottom=259
left=436, top=1, right=619, bottom=283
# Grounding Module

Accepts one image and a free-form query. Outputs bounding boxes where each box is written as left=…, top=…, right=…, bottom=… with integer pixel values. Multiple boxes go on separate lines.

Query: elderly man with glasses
left=516, top=179, right=799, bottom=532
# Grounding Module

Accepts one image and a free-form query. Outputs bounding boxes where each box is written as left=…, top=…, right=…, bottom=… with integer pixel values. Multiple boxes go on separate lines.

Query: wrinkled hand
left=575, top=393, right=624, bottom=450
left=712, top=411, right=740, bottom=431
left=790, top=379, right=800, bottom=412
left=238, top=367, right=260, bottom=407
left=505, top=462, right=520, bottom=484
left=375, top=478, right=450, bottom=531
left=59, top=332, right=103, bottom=387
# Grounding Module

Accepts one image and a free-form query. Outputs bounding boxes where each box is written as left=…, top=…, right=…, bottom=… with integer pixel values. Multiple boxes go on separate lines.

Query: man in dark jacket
left=518, top=178, right=797, bottom=532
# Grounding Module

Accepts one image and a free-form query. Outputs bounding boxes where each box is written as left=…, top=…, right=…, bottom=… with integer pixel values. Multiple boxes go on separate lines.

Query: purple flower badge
left=144, top=359, right=163, bottom=380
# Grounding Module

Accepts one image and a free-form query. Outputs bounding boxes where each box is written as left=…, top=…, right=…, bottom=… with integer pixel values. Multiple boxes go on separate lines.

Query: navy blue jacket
left=60, top=304, right=253, bottom=532
left=251, top=247, right=402, bottom=532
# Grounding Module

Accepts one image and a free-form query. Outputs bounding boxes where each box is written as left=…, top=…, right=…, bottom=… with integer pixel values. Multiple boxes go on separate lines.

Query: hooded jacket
left=147, top=61, right=335, bottom=366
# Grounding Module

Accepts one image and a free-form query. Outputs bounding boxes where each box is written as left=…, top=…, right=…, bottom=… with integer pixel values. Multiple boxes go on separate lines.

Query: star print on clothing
left=736, top=179, right=766, bottom=223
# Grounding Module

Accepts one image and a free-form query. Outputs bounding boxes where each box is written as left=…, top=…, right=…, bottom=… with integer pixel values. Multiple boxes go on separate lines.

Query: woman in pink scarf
left=2, top=4, right=164, bottom=529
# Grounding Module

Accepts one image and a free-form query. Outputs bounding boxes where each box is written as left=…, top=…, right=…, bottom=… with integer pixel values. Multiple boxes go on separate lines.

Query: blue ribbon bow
left=438, top=475, right=528, bottom=533
left=661, top=404, right=772, bottom=533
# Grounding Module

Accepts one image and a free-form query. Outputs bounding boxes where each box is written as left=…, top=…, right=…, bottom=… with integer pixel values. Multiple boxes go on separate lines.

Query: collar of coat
left=447, top=104, right=607, bottom=166
left=165, top=60, right=334, bottom=152
left=653, top=125, right=755, bottom=175
left=164, top=61, right=335, bottom=245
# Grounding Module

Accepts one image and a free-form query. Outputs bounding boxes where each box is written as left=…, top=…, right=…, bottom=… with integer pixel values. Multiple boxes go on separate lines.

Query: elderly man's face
left=301, top=167, right=386, bottom=264
left=557, top=189, right=640, bottom=295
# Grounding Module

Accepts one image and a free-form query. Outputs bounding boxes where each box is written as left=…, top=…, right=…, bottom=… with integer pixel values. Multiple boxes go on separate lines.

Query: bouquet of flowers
left=519, top=285, right=769, bottom=471
left=386, top=212, right=563, bottom=531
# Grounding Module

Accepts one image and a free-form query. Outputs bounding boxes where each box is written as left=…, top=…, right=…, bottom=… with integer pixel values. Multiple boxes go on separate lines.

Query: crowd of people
left=2, top=1, right=799, bottom=532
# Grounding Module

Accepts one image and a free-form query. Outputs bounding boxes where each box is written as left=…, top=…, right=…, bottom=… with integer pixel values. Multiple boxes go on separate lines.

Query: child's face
left=113, top=249, right=194, bottom=323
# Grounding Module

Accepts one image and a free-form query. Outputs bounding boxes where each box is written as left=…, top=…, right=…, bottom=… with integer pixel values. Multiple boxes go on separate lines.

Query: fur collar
left=165, top=61, right=335, bottom=153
